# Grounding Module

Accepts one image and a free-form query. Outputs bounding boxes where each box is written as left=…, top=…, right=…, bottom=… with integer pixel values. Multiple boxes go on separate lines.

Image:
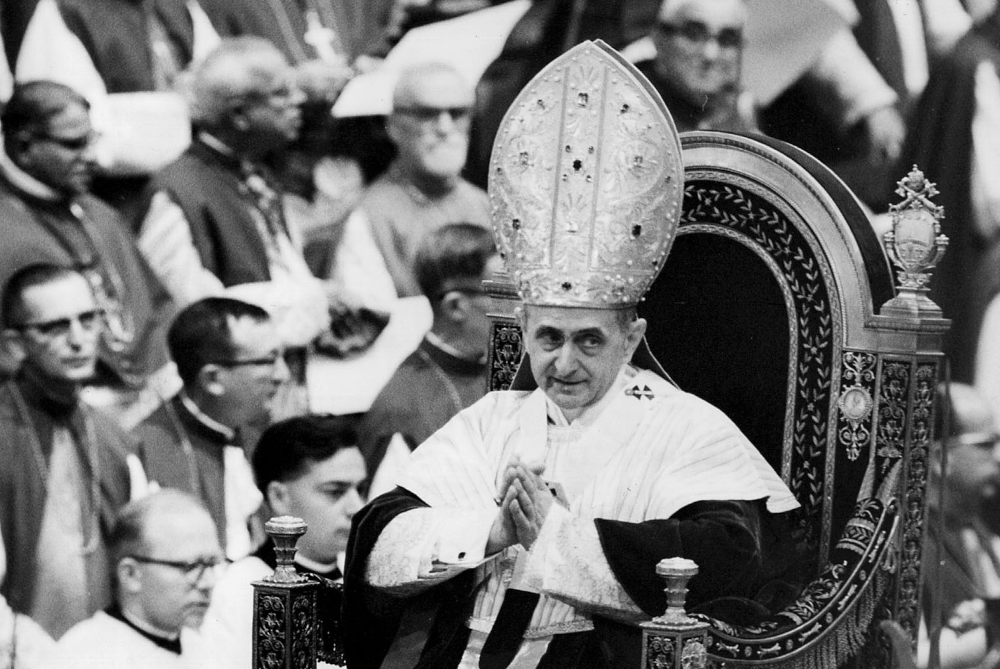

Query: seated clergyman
left=342, top=42, right=799, bottom=669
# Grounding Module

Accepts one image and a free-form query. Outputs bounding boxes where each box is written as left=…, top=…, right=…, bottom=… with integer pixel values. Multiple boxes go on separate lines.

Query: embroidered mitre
left=488, top=40, right=683, bottom=308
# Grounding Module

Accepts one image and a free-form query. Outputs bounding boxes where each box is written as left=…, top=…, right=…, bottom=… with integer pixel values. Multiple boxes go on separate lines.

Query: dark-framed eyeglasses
left=394, top=105, right=472, bottom=124
left=657, top=21, right=744, bottom=50
left=130, top=555, right=227, bottom=582
left=211, top=351, right=285, bottom=368
left=33, top=131, right=99, bottom=151
left=15, top=309, right=103, bottom=338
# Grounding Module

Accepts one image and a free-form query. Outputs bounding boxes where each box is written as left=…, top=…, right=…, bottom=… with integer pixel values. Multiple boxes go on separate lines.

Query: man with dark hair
left=357, top=222, right=500, bottom=497
left=131, top=296, right=290, bottom=561
left=0, top=80, right=178, bottom=425
left=194, top=414, right=366, bottom=669
left=50, top=489, right=224, bottom=668
left=0, top=264, right=133, bottom=641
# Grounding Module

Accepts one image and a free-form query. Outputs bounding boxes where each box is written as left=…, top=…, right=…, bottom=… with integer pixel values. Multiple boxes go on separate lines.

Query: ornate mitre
left=488, top=40, right=684, bottom=308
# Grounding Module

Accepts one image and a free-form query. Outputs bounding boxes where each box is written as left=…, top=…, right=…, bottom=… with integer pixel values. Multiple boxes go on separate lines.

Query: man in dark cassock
left=131, top=297, right=289, bottom=561
left=0, top=265, right=133, bottom=641
left=0, top=81, right=177, bottom=423
left=343, top=42, right=799, bottom=669
left=357, top=223, right=500, bottom=498
left=15, top=0, right=218, bottom=214
left=897, top=9, right=1000, bottom=385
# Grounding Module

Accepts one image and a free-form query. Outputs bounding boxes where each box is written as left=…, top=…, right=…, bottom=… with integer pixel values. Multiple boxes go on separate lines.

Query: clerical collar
left=108, top=605, right=182, bottom=654
left=424, top=331, right=486, bottom=366
left=16, top=366, right=80, bottom=418
left=197, top=131, right=237, bottom=159
left=545, top=365, right=635, bottom=428
left=178, top=391, right=236, bottom=442
left=0, top=149, right=64, bottom=202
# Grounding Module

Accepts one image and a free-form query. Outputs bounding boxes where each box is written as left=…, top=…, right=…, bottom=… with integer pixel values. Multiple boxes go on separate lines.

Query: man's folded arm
left=521, top=500, right=764, bottom=620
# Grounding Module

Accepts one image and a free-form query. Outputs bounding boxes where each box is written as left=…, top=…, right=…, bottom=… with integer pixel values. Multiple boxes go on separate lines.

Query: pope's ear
left=625, top=317, right=647, bottom=356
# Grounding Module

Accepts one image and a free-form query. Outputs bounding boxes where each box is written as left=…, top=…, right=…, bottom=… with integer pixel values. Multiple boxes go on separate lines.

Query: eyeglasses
left=34, top=131, right=98, bottom=151
left=16, top=309, right=102, bottom=338
left=658, top=21, right=744, bottom=50
left=212, top=351, right=285, bottom=368
left=131, top=555, right=226, bottom=582
left=394, top=105, right=472, bottom=124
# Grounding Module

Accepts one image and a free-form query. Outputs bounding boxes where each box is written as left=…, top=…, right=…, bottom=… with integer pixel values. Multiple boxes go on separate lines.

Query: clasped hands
left=486, top=457, right=554, bottom=554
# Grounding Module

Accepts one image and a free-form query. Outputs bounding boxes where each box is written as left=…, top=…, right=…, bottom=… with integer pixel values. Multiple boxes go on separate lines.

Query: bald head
left=391, top=63, right=472, bottom=112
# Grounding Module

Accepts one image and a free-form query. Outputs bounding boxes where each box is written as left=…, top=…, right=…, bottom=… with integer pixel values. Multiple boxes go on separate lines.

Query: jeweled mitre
left=488, top=40, right=684, bottom=308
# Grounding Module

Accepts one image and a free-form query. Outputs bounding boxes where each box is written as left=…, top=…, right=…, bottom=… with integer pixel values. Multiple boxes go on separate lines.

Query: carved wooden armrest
left=640, top=498, right=900, bottom=668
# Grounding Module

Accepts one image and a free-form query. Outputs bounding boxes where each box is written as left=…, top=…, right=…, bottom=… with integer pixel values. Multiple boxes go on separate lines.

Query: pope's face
left=519, top=305, right=645, bottom=422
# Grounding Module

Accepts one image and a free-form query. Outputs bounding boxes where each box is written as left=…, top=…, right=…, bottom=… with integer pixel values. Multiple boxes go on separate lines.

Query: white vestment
left=366, top=366, right=798, bottom=667
left=46, top=612, right=196, bottom=669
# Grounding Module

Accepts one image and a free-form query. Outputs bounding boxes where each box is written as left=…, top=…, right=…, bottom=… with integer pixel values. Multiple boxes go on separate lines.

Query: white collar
left=198, top=131, right=237, bottom=158
left=179, top=391, right=236, bottom=441
left=0, top=148, right=63, bottom=201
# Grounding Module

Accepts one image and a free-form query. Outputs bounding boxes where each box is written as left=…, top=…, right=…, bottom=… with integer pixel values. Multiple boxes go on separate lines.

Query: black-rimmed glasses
left=33, top=131, right=99, bottom=151
left=211, top=352, right=284, bottom=368
left=394, top=105, right=472, bottom=124
left=130, top=555, right=226, bottom=582
left=657, top=21, right=744, bottom=50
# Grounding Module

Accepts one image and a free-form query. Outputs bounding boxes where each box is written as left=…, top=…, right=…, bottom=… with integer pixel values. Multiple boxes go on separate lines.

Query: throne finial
left=264, top=515, right=308, bottom=583
left=880, top=165, right=949, bottom=318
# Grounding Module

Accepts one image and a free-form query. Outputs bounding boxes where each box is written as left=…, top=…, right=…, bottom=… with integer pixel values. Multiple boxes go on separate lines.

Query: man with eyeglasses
left=641, top=0, right=756, bottom=133
left=49, top=489, right=225, bottom=668
left=136, top=38, right=331, bottom=384
left=132, top=297, right=290, bottom=561
left=331, top=62, right=490, bottom=307
left=358, top=223, right=500, bottom=498
left=0, top=264, right=135, bottom=641
left=0, top=80, right=178, bottom=425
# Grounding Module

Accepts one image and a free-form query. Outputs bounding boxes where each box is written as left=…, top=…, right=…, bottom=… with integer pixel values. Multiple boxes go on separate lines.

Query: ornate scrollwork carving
left=489, top=322, right=524, bottom=391
left=256, top=595, right=286, bottom=668
left=895, top=362, right=937, bottom=635
left=876, top=362, right=911, bottom=474
left=884, top=167, right=948, bottom=293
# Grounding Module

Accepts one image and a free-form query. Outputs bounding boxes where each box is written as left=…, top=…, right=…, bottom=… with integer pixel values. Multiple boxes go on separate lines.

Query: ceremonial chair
left=482, top=132, right=948, bottom=668
left=247, top=141, right=947, bottom=669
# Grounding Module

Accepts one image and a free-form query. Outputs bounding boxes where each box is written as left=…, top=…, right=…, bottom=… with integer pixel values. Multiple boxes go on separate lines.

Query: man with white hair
left=135, top=37, right=330, bottom=358
left=332, top=62, right=490, bottom=306
left=343, top=42, right=798, bottom=669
